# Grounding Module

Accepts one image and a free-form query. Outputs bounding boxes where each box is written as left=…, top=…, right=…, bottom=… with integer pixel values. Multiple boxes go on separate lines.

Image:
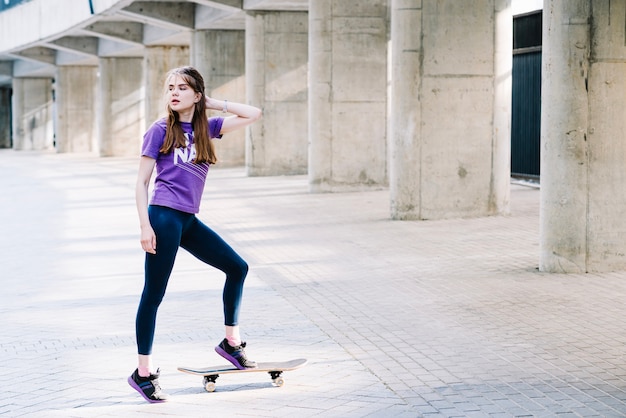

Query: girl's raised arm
left=205, top=96, right=262, bottom=134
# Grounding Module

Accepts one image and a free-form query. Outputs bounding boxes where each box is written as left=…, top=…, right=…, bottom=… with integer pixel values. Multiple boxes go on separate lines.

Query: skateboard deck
left=178, top=358, right=307, bottom=392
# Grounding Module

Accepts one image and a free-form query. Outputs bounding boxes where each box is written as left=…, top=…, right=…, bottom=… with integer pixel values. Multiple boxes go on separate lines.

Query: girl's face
left=166, top=74, right=202, bottom=116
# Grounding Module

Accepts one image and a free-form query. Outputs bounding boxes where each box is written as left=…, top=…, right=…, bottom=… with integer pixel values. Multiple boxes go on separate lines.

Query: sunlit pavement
left=1, top=150, right=626, bottom=417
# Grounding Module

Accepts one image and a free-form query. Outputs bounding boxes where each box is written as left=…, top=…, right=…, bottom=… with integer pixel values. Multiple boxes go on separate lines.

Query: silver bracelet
left=222, top=100, right=228, bottom=113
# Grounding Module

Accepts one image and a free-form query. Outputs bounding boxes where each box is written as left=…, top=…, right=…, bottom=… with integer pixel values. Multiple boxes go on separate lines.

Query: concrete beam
left=195, top=5, right=246, bottom=30
left=55, top=50, right=99, bottom=66
left=193, top=0, right=243, bottom=11
left=244, top=0, right=308, bottom=11
left=12, top=59, right=55, bottom=78
left=119, top=2, right=195, bottom=30
left=48, top=36, right=99, bottom=57
left=97, top=38, right=144, bottom=57
left=81, top=21, right=144, bottom=46
left=14, top=47, right=56, bottom=65
left=143, top=24, right=191, bottom=46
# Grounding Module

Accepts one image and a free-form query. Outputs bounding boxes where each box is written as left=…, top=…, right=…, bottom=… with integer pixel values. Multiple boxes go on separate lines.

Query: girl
left=128, top=66, right=262, bottom=403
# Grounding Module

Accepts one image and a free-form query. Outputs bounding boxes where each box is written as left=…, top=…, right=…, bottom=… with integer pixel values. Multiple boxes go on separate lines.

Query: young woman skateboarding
left=128, top=66, right=262, bottom=403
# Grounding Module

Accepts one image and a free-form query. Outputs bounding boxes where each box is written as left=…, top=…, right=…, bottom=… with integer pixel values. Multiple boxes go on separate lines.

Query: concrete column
left=390, top=0, right=511, bottom=220
left=11, top=78, right=53, bottom=151
left=0, top=88, right=10, bottom=148
left=144, top=46, right=189, bottom=129
left=246, top=11, right=308, bottom=176
left=541, top=0, right=626, bottom=272
left=491, top=0, right=513, bottom=214
left=192, top=30, right=246, bottom=167
left=309, top=0, right=388, bottom=192
left=54, top=66, right=98, bottom=153
left=98, top=57, right=144, bottom=157
left=389, top=0, right=421, bottom=218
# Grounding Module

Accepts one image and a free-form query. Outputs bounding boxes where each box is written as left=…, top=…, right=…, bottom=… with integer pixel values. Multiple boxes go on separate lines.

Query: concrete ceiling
left=0, top=0, right=308, bottom=87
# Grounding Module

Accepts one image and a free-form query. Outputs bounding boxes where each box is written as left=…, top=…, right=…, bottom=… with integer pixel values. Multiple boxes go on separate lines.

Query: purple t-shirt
left=141, top=117, right=224, bottom=214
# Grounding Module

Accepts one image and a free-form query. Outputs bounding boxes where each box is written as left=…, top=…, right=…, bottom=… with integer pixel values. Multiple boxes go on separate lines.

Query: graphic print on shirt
left=173, top=132, right=209, bottom=180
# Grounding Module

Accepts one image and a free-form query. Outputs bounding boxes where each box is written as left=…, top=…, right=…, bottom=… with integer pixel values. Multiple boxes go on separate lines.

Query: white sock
left=226, top=335, right=241, bottom=347
left=225, top=325, right=241, bottom=347
left=138, top=365, right=152, bottom=377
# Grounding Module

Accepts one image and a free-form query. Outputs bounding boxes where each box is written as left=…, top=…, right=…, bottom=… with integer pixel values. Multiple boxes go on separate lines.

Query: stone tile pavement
left=1, top=150, right=626, bottom=417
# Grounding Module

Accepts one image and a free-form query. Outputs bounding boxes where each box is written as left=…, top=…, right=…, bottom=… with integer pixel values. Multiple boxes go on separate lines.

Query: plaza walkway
left=1, top=150, right=626, bottom=417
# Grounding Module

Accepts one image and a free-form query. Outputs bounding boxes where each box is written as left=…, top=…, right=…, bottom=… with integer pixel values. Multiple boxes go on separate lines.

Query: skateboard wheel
left=203, top=375, right=218, bottom=392
left=273, top=377, right=285, bottom=387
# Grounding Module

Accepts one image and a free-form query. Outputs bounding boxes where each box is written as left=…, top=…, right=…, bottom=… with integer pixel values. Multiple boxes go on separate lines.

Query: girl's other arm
left=136, top=156, right=157, bottom=254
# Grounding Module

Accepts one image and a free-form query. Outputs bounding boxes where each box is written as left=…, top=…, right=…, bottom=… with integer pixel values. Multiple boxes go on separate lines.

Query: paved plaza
left=1, top=150, right=626, bottom=417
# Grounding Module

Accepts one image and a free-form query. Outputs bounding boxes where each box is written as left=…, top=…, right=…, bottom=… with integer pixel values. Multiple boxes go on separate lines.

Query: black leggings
left=135, top=205, right=248, bottom=355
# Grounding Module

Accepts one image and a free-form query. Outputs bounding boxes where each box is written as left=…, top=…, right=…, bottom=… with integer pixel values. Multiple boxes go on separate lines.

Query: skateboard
left=178, top=358, right=308, bottom=392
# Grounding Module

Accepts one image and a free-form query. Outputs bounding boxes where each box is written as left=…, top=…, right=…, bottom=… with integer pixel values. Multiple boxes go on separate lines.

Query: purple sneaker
left=215, top=338, right=258, bottom=370
left=128, top=368, right=169, bottom=403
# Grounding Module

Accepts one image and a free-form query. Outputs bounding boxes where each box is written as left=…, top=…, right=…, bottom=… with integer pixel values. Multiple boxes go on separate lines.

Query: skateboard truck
left=201, top=370, right=285, bottom=392
left=269, top=371, right=285, bottom=387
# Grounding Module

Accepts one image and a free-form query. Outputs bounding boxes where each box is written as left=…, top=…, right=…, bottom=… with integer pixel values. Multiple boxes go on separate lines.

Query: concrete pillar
left=11, top=78, right=54, bottom=151
left=54, top=66, right=98, bottom=153
left=389, top=0, right=511, bottom=220
left=192, top=30, right=246, bottom=167
left=309, top=0, right=388, bottom=192
left=540, top=0, right=626, bottom=272
left=491, top=0, right=513, bottom=215
left=0, top=88, right=10, bottom=148
left=98, top=57, right=144, bottom=157
left=144, top=46, right=189, bottom=128
left=246, top=11, right=308, bottom=176
left=389, top=0, right=421, bottom=218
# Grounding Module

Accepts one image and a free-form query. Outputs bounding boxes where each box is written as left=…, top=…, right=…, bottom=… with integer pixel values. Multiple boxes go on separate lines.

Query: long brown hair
left=159, top=66, right=217, bottom=164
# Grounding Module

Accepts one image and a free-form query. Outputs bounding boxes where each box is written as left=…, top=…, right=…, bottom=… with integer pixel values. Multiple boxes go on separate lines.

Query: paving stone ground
left=1, top=150, right=626, bottom=417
